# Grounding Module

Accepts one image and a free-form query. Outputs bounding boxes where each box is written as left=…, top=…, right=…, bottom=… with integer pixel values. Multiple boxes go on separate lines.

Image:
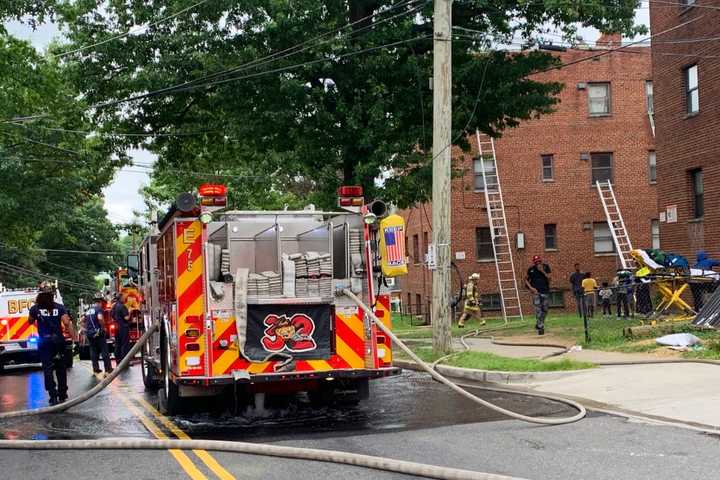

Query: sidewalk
left=459, top=336, right=720, bottom=428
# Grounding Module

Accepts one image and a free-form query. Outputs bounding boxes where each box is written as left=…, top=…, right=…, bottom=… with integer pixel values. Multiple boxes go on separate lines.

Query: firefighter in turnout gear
left=27, top=282, right=76, bottom=405
left=458, top=273, right=484, bottom=328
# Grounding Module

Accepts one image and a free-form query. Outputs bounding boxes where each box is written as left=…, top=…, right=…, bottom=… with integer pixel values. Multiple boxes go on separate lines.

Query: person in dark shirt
left=569, top=264, right=585, bottom=318
left=28, top=283, right=76, bottom=405
left=111, top=294, right=131, bottom=364
left=85, top=294, right=112, bottom=375
left=525, top=255, right=551, bottom=335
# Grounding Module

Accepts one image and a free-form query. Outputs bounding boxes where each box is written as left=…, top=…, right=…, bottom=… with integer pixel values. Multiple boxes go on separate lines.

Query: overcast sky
left=5, top=7, right=649, bottom=225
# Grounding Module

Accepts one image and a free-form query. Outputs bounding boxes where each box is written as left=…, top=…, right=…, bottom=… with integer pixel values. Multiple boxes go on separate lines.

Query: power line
left=0, top=261, right=98, bottom=291
left=92, top=3, right=430, bottom=108
left=530, top=15, right=704, bottom=76
left=7, top=0, right=427, bottom=125
left=0, top=241, right=104, bottom=276
left=9, top=123, right=224, bottom=138
left=126, top=35, right=434, bottom=102
left=54, top=0, right=214, bottom=58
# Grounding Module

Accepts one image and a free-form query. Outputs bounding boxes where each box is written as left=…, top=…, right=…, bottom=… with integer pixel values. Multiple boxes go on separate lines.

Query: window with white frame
left=591, top=152, right=613, bottom=184
left=541, top=154, right=554, bottom=181
left=685, top=65, right=699, bottom=114
left=651, top=219, right=660, bottom=250
left=645, top=80, right=654, bottom=114
left=473, top=157, right=497, bottom=192
left=648, top=151, right=656, bottom=183
left=588, top=83, right=611, bottom=116
left=593, top=222, right=615, bottom=254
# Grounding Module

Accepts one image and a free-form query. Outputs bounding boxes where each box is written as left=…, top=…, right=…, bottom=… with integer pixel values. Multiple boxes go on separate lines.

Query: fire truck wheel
left=158, top=327, right=182, bottom=415
left=141, top=348, right=160, bottom=390
left=0, top=361, right=4, bottom=373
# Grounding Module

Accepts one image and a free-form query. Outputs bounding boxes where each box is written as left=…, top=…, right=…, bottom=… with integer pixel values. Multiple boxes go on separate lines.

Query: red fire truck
left=137, top=184, right=404, bottom=414
left=78, top=267, right=143, bottom=359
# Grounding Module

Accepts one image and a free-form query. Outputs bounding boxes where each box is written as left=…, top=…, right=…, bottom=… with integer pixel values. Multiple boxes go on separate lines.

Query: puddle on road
left=172, top=372, right=573, bottom=442
left=0, top=367, right=574, bottom=441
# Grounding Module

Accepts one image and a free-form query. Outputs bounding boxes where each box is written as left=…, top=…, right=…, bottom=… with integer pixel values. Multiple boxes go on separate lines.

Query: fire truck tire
left=0, top=361, right=4, bottom=373
left=141, top=349, right=160, bottom=390
left=158, top=326, right=182, bottom=415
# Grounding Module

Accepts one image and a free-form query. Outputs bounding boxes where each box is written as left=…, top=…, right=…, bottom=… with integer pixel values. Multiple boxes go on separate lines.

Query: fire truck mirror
left=127, top=254, right=139, bottom=273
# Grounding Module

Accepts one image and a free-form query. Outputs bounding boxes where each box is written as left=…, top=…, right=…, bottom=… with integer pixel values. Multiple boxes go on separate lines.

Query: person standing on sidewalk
left=85, top=294, right=113, bottom=375
left=111, top=293, right=131, bottom=364
left=525, top=255, right=551, bottom=335
left=569, top=264, right=585, bottom=318
left=581, top=272, right=597, bottom=318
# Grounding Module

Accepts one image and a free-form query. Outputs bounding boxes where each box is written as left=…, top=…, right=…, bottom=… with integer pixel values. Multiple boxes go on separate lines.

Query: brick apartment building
left=650, top=1, right=720, bottom=260
left=399, top=40, right=657, bottom=317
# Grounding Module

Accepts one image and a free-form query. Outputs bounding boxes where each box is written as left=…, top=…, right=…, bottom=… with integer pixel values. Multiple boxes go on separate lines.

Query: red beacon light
left=199, top=184, right=227, bottom=197
left=337, top=185, right=364, bottom=210
left=198, top=183, right=228, bottom=208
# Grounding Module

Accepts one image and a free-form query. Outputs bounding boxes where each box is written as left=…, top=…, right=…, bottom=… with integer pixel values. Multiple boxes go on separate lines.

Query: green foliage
left=48, top=0, right=641, bottom=209
left=407, top=346, right=594, bottom=371
left=0, top=32, right=121, bottom=308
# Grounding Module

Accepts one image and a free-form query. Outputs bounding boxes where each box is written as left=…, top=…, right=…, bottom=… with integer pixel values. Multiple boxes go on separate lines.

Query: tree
left=0, top=32, right=121, bottom=308
left=51, top=1, right=640, bottom=211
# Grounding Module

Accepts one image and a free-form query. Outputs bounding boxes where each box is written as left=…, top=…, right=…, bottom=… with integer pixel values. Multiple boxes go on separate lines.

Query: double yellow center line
left=81, top=364, right=235, bottom=480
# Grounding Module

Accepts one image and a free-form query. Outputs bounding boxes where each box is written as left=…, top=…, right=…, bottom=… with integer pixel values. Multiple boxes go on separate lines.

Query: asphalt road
left=1, top=360, right=719, bottom=480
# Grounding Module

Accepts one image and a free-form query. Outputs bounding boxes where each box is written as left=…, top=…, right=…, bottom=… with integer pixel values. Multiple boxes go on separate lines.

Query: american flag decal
left=383, top=226, right=405, bottom=266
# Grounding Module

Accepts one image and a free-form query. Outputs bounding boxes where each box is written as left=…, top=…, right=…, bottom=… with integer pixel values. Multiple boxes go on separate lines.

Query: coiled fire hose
left=0, top=291, right=591, bottom=480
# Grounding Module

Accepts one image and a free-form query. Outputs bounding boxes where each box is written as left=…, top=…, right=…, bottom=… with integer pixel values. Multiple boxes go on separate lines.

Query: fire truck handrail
left=219, top=210, right=349, bottom=217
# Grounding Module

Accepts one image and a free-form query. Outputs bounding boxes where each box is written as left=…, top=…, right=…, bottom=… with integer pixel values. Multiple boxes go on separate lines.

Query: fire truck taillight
left=186, top=343, right=200, bottom=352
left=185, top=328, right=200, bottom=338
left=337, top=185, right=364, bottom=210
left=338, top=186, right=363, bottom=197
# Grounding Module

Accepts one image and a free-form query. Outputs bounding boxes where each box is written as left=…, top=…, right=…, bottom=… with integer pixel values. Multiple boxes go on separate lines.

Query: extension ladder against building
left=595, top=180, right=635, bottom=269
left=475, top=130, right=524, bottom=323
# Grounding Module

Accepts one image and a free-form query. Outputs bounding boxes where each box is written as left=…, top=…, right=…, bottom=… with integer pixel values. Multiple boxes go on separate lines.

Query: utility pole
left=431, top=0, right=452, bottom=355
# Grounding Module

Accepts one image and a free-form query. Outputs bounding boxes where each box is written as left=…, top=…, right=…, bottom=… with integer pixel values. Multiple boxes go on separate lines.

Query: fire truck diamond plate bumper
left=176, top=367, right=401, bottom=386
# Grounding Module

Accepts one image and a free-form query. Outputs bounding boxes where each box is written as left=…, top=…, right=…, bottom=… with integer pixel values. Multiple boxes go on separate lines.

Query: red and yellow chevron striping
left=0, top=316, right=37, bottom=342
left=175, top=220, right=206, bottom=376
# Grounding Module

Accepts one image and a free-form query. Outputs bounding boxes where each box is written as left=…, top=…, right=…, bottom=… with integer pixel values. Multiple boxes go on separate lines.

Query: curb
left=394, top=359, right=589, bottom=384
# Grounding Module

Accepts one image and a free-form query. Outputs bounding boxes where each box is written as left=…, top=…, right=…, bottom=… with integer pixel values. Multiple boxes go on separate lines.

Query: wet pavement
left=0, top=359, right=573, bottom=442
left=3, top=359, right=720, bottom=480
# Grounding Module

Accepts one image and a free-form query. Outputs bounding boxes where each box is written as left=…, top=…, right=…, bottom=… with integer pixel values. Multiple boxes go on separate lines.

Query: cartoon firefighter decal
left=261, top=313, right=317, bottom=353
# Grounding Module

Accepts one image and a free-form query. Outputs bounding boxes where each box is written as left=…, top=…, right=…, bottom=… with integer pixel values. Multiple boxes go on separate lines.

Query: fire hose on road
left=0, top=290, right=589, bottom=480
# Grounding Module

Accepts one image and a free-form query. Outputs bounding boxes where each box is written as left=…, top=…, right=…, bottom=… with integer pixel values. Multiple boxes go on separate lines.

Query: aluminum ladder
left=595, top=180, right=635, bottom=269
left=475, top=130, right=524, bottom=323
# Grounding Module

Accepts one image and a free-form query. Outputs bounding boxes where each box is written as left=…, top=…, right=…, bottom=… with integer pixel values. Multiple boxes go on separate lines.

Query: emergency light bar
left=199, top=184, right=227, bottom=197
left=337, top=185, right=364, bottom=211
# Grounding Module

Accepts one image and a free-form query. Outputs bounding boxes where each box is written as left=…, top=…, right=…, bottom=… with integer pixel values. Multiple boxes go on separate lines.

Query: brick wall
left=399, top=47, right=656, bottom=316
left=650, top=2, right=720, bottom=261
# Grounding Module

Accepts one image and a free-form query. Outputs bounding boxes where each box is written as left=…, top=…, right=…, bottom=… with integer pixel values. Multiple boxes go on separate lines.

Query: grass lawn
left=391, top=310, right=720, bottom=360
left=399, top=345, right=594, bottom=372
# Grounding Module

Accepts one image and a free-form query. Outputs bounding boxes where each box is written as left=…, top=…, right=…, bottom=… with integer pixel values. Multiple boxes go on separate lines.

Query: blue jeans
left=533, top=294, right=549, bottom=330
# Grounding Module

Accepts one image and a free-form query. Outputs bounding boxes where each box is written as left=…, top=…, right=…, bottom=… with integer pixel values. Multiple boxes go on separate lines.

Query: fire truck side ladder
left=475, top=130, right=524, bottom=324
left=595, top=180, right=634, bottom=270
